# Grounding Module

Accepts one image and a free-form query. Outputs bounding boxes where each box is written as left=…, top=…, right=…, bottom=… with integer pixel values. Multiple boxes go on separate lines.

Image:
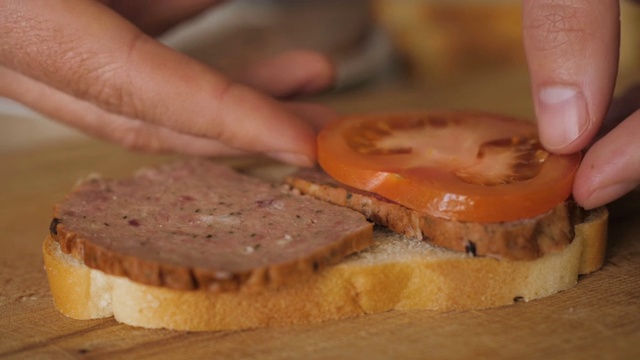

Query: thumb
left=522, top=0, right=620, bottom=154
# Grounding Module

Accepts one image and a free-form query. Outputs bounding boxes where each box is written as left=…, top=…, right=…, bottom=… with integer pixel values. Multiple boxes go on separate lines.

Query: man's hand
left=523, top=0, right=639, bottom=208
left=0, top=0, right=337, bottom=166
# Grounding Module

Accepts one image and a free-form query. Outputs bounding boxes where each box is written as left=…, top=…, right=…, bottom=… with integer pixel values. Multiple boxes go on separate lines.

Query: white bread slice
left=43, top=206, right=607, bottom=332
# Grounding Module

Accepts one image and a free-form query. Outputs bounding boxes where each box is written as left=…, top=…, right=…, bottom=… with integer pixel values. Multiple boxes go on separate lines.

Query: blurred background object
left=372, top=0, right=524, bottom=82
left=619, top=0, right=640, bottom=81
left=373, top=0, right=640, bottom=84
left=161, top=0, right=394, bottom=89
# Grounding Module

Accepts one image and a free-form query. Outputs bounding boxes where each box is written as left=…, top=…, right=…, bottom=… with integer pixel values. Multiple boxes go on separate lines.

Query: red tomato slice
left=317, top=111, right=580, bottom=223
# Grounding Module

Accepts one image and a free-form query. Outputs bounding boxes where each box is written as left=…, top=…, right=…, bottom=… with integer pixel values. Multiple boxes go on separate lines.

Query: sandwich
left=43, top=111, right=608, bottom=331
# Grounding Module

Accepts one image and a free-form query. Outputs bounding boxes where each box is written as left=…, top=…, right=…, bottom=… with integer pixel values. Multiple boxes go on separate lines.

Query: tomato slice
left=317, top=111, right=580, bottom=223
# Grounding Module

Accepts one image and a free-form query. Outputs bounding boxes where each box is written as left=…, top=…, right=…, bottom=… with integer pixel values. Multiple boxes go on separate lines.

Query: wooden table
left=1, top=71, right=639, bottom=359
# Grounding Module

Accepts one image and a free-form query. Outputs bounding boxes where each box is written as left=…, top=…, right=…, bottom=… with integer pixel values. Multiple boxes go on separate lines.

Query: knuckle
left=76, top=36, right=147, bottom=118
left=45, top=33, right=148, bottom=122
left=81, top=63, right=132, bottom=114
left=0, top=4, right=140, bottom=116
left=116, top=122, right=163, bottom=153
left=203, top=79, right=235, bottom=141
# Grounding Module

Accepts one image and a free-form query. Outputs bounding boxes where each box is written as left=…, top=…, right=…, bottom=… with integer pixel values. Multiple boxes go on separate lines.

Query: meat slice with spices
left=50, top=159, right=373, bottom=292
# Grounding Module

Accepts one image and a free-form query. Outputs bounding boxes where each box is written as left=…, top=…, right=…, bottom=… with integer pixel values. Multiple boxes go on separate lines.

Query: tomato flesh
left=317, top=111, right=580, bottom=223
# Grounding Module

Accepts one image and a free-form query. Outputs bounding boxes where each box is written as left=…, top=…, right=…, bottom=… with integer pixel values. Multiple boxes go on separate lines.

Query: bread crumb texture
left=43, top=207, right=607, bottom=332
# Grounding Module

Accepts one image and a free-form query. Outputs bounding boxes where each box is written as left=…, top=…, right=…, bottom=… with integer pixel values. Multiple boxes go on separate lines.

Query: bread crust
left=43, top=207, right=608, bottom=331
left=286, top=168, right=575, bottom=260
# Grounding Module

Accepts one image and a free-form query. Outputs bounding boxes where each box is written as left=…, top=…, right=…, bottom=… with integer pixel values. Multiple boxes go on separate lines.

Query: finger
left=103, top=0, right=225, bottom=36
left=599, top=83, right=640, bottom=139
left=238, top=50, right=336, bottom=98
left=0, top=64, right=338, bottom=159
left=0, top=66, right=244, bottom=156
left=522, top=0, right=620, bottom=153
left=573, top=110, right=640, bottom=209
left=284, top=102, right=338, bottom=131
left=0, top=1, right=317, bottom=166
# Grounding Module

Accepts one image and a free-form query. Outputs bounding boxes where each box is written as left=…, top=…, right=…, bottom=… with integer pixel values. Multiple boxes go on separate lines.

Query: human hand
left=523, top=0, right=639, bottom=209
left=0, top=0, right=337, bottom=166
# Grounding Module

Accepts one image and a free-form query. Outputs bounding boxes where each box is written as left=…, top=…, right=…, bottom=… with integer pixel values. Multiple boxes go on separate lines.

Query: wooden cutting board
left=1, top=76, right=639, bottom=360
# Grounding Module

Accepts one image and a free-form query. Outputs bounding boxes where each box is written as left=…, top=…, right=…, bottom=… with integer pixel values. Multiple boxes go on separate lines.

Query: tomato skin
left=318, top=111, right=580, bottom=223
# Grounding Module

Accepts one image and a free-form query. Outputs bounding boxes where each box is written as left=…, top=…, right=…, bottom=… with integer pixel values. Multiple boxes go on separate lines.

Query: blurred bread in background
left=373, top=0, right=524, bottom=81
left=373, top=0, right=640, bottom=84
left=619, top=0, right=640, bottom=88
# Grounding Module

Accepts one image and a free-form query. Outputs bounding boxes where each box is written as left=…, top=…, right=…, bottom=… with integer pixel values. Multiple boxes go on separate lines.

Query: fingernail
left=267, top=151, right=313, bottom=167
left=536, top=86, right=590, bottom=150
left=587, top=181, right=639, bottom=209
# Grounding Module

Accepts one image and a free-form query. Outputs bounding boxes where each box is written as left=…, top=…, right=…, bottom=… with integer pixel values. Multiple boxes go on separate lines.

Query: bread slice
left=43, top=206, right=607, bottom=331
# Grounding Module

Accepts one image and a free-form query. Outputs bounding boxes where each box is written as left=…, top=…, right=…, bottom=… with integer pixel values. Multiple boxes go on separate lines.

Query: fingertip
left=572, top=109, right=640, bottom=208
left=285, top=50, right=336, bottom=94
left=285, top=102, right=339, bottom=130
left=266, top=151, right=315, bottom=167
left=240, top=50, right=336, bottom=98
left=576, top=181, right=639, bottom=210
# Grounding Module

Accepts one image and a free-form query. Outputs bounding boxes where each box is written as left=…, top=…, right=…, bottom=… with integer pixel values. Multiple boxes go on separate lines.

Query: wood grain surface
left=1, top=74, right=639, bottom=360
